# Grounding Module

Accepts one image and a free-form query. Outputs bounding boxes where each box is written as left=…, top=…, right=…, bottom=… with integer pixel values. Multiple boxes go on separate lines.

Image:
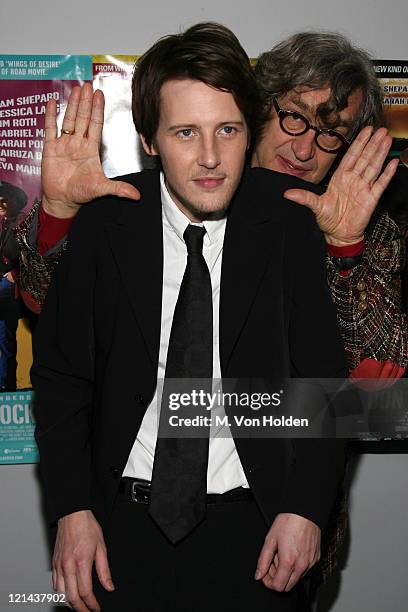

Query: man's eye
left=220, top=126, right=236, bottom=135
left=177, top=129, right=193, bottom=138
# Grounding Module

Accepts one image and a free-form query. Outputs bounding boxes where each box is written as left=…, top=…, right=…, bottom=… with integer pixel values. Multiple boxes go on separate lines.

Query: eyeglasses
left=272, top=97, right=351, bottom=154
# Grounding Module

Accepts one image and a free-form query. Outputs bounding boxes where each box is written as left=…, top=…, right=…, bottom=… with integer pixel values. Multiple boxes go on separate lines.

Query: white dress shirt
left=123, top=173, right=248, bottom=493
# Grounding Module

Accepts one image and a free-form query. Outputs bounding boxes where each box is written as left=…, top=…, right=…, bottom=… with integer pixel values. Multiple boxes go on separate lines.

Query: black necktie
left=149, top=225, right=213, bottom=543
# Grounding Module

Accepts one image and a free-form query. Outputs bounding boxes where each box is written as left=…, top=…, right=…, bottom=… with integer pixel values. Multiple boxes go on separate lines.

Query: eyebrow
left=167, top=120, right=246, bottom=131
left=286, top=94, right=354, bottom=129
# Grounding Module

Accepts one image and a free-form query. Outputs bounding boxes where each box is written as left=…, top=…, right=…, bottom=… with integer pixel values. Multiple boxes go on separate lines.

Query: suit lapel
left=105, top=173, right=163, bottom=368
left=220, top=170, right=284, bottom=374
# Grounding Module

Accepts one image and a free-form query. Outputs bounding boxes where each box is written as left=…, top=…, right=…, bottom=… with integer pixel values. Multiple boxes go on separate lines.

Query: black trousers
left=93, top=491, right=311, bottom=612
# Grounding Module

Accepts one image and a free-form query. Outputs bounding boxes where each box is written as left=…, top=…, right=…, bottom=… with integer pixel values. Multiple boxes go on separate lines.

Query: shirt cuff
left=350, top=357, right=405, bottom=383
left=327, top=239, right=365, bottom=258
left=38, top=203, right=74, bottom=255
left=19, top=288, right=41, bottom=315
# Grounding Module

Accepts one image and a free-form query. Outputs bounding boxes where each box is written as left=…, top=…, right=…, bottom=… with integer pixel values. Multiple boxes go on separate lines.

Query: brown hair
left=132, top=22, right=262, bottom=148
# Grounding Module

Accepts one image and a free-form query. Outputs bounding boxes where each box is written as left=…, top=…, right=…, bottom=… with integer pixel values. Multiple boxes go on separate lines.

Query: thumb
left=284, top=188, right=320, bottom=213
left=255, top=536, right=278, bottom=580
left=96, top=178, right=141, bottom=201
left=95, top=543, right=115, bottom=592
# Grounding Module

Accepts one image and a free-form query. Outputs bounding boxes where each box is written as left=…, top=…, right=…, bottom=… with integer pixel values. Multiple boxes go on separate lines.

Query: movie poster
left=0, top=55, right=141, bottom=464
left=0, top=56, right=92, bottom=463
left=0, top=390, right=37, bottom=464
left=373, top=58, right=408, bottom=284
left=374, top=59, right=408, bottom=162
left=1, top=55, right=408, bottom=463
left=92, top=55, right=142, bottom=176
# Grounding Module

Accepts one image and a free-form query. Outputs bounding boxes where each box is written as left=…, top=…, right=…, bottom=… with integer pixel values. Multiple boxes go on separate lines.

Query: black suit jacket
left=32, top=167, right=347, bottom=533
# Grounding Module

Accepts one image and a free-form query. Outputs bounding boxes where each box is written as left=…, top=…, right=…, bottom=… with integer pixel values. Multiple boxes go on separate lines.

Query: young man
left=32, top=23, right=396, bottom=612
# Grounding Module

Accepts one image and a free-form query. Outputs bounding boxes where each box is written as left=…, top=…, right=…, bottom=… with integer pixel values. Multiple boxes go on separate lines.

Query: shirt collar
left=160, top=172, right=226, bottom=246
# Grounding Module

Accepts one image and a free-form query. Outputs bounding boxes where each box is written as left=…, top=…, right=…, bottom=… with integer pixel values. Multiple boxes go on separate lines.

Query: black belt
left=119, top=477, right=253, bottom=505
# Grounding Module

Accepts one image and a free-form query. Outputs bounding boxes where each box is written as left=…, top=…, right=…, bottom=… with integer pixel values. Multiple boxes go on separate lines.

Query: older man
left=251, top=32, right=407, bottom=586
left=252, top=31, right=406, bottom=379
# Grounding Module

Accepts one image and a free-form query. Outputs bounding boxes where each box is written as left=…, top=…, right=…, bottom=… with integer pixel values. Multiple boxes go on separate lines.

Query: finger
left=61, top=86, right=81, bottom=136
left=284, top=566, right=305, bottom=592
left=361, top=134, right=393, bottom=183
left=55, top=568, right=66, bottom=598
left=76, top=560, right=101, bottom=612
left=44, top=99, right=58, bottom=143
left=74, top=83, right=94, bottom=138
left=95, top=542, right=115, bottom=592
left=52, top=568, right=58, bottom=590
left=64, top=569, right=90, bottom=612
left=255, top=536, right=278, bottom=580
left=336, top=126, right=374, bottom=173
left=353, top=128, right=390, bottom=178
left=261, top=555, right=278, bottom=590
left=94, top=178, right=141, bottom=201
left=284, top=188, right=320, bottom=213
left=370, top=157, right=399, bottom=202
left=268, top=559, right=294, bottom=592
left=87, top=90, right=105, bottom=144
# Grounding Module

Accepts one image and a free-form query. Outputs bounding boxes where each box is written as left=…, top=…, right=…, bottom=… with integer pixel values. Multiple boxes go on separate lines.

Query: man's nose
left=292, top=129, right=316, bottom=162
left=198, top=135, right=221, bottom=169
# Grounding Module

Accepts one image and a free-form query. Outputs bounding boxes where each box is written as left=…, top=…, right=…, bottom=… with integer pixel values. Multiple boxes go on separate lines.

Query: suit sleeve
left=31, top=205, right=98, bottom=525
left=280, top=207, right=348, bottom=531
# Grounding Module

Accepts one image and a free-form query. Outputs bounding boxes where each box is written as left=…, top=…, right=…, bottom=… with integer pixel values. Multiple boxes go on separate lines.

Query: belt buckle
left=130, top=481, right=149, bottom=504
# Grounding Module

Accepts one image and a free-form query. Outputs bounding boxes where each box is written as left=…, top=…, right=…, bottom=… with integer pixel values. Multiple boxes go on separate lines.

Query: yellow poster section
left=16, top=319, right=32, bottom=388
left=92, top=54, right=139, bottom=72
left=382, top=77, right=408, bottom=138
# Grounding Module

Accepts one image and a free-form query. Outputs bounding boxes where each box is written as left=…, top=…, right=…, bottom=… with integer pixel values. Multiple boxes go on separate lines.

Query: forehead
left=284, top=86, right=363, bottom=126
left=158, top=79, right=244, bottom=125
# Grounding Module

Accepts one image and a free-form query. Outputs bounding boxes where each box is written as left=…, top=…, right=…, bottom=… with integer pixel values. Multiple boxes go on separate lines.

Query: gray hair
left=255, top=31, right=384, bottom=137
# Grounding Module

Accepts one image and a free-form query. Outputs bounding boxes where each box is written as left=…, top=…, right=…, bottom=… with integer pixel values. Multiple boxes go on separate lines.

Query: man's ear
left=140, top=133, right=159, bottom=157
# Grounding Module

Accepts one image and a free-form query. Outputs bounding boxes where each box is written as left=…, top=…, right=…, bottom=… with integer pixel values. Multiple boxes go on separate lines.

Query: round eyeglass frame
left=272, top=97, right=351, bottom=154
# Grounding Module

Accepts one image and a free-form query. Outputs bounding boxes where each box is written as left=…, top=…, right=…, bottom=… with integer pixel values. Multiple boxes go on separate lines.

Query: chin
left=193, top=201, right=229, bottom=218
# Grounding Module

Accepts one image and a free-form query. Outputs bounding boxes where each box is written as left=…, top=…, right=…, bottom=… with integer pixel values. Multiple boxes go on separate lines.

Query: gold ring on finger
left=61, top=129, right=74, bottom=135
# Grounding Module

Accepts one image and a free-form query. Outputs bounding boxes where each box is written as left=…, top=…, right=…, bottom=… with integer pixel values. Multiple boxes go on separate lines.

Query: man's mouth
left=193, top=177, right=226, bottom=189
left=276, top=155, right=312, bottom=177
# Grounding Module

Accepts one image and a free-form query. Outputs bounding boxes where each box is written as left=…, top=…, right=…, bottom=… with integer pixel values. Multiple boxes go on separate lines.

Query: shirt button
left=357, top=280, right=366, bottom=291
left=109, top=466, right=120, bottom=479
left=135, top=394, right=144, bottom=407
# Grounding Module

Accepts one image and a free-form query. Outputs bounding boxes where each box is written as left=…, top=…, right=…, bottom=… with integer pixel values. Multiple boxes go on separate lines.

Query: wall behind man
left=1, top=1, right=407, bottom=611
left=1, top=0, right=407, bottom=58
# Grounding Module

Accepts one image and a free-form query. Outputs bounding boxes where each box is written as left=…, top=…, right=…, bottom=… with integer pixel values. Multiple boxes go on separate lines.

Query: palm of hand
left=317, top=167, right=376, bottom=244
left=283, top=127, right=398, bottom=246
left=42, top=134, right=105, bottom=207
left=41, top=84, right=140, bottom=213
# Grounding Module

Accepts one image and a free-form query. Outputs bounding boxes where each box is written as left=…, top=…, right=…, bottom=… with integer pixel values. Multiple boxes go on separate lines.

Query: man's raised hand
left=284, top=126, right=399, bottom=247
left=42, top=83, right=140, bottom=218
